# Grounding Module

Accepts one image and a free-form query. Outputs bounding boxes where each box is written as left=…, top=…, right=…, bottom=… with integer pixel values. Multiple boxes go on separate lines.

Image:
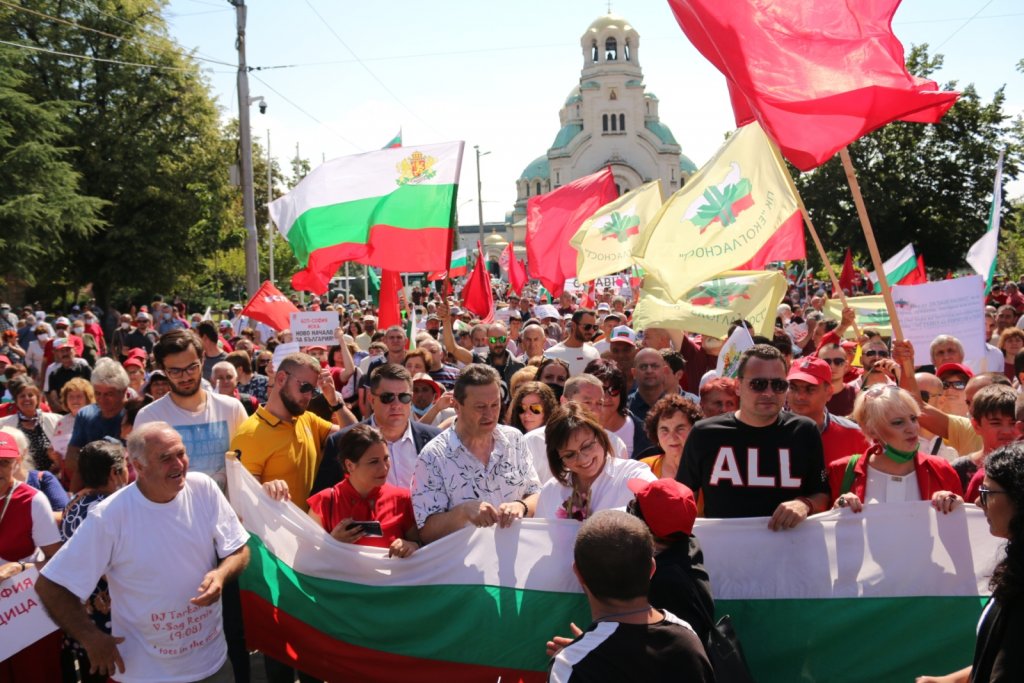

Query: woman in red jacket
left=828, top=385, right=963, bottom=512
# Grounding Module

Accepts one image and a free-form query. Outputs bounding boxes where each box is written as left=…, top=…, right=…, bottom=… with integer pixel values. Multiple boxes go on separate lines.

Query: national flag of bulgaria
left=269, top=141, right=465, bottom=295
left=631, top=122, right=802, bottom=302
left=227, top=458, right=997, bottom=683
left=427, top=249, right=467, bottom=281
left=966, top=148, right=1006, bottom=295
left=868, top=243, right=919, bottom=292
left=381, top=129, right=402, bottom=149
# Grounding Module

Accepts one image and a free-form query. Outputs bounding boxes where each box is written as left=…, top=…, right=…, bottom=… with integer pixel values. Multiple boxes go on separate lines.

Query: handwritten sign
left=270, top=342, right=301, bottom=373
left=0, top=566, right=58, bottom=661
left=890, top=276, right=985, bottom=367
left=289, top=311, right=338, bottom=347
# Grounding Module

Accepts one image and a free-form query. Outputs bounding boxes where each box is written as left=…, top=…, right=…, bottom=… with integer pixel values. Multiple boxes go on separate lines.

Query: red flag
left=839, top=248, right=856, bottom=291
left=461, top=244, right=494, bottom=322
left=377, top=270, right=403, bottom=330
left=240, top=280, right=299, bottom=331
left=668, top=0, right=960, bottom=171
left=899, top=255, right=928, bottom=285
left=945, top=270, right=954, bottom=280
left=427, top=270, right=447, bottom=281
left=735, top=212, right=805, bottom=269
left=526, top=167, right=618, bottom=298
left=504, top=243, right=528, bottom=296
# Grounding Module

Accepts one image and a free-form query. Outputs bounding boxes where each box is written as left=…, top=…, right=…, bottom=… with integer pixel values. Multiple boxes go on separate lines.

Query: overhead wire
left=934, top=0, right=998, bottom=49
left=0, top=37, right=231, bottom=72
left=251, top=73, right=364, bottom=153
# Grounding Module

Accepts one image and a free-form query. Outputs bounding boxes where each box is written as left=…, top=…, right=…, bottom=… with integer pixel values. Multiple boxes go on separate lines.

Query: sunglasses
left=977, top=486, right=1009, bottom=508
left=821, top=357, right=846, bottom=366
left=746, top=377, right=789, bottom=394
left=602, top=385, right=621, bottom=397
left=519, top=404, right=544, bottom=415
left=284, top=372, right=316, bottom=393
left=863, top=349, right=890, bottom=358
left=578, top=323, right=597, bottom=331
left=942, top=380, right=967, bottom=391
left=375, top=392, right=412, bottom=404
left=488, top=336, right=507, bottom=344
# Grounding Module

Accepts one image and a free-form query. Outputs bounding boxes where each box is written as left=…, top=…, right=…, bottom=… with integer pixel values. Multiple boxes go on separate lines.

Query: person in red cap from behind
left=787, top=356, right=870, bottom=468
left=626, top=478, right=715, bottom=648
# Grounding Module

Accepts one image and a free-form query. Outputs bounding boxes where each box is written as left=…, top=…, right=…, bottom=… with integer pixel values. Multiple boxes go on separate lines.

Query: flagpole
left=838, top=147, right=903, bottom=340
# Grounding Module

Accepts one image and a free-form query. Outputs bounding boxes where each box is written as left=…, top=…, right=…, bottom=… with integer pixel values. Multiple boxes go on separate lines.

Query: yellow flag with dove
left=570, top=181, right=663, bottom=283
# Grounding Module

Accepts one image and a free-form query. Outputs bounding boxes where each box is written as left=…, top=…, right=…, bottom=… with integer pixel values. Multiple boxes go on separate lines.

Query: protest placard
left=890, top=276, right=985, bottom=366
left=0, top=566, right=59, bottom=661
left=270, top=342, right=301, bottom=372
left=289, top=311, right=338, bottom=347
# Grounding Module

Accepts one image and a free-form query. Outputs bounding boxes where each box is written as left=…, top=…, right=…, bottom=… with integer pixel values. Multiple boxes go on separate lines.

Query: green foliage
left=0, top=46, right=105, bottom=289
left=793, top=44, right=1022, bottom=274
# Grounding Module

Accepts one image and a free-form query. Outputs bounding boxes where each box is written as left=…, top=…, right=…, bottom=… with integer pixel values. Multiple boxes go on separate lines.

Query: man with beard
left=544, top=309, right=601, bottom=375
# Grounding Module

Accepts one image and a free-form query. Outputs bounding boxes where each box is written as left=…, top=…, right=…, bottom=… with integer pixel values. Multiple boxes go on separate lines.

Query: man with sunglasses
left=544, top=309, right=601, bottom=376
left=678, top=344, right=830, bottom=530
left=785, top=356, right=870, bottom=468
left=471, top=322, right=524, bottom=396
left=311, top=364, right=441, bottom=494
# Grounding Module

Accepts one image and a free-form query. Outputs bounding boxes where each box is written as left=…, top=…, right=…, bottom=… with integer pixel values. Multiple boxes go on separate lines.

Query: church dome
left=585, top=13, right=634, bottom=35
left=519, top=155, right=549, bottom=181
left=564, top=86, right=582, bottom=106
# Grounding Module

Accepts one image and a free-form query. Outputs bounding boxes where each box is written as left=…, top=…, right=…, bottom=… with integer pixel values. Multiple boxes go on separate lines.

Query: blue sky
left=165, top=0, right=1023, bottom=227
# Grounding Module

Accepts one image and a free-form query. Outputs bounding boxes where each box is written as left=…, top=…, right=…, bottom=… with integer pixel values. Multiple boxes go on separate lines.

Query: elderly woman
left=534, top=404, right=655, bottom=520
left=505, top=381, right=558, bottom=433
left=306, top=424, right=419, bottom=558
left=585, top=359, right=649, bottom=457
left=58, top=439, right=129, bottom=683
left=226, top=349, right=268, bottom=403
left=829, top=385, right=963, bottom=512
left=917, top=443, right=1024, bottom=683
left=641, top=395, right=703, bottom=480
left=0, top=427, right=62, bottom=680
left=0, top=376, right=61, bottom=474
left=997, top=327, right=1024, bottom=381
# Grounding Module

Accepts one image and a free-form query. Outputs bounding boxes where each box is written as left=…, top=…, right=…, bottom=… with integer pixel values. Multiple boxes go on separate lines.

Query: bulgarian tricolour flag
left=269, top=142, right=464, bottom=294
left=227, top=458, right=999, bottom=683
left=868, top=243, right=920, bottom=291
left=427, top=248, right=467, bottom=281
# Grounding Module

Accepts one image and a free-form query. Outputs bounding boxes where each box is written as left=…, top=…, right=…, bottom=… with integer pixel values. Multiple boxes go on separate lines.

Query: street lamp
left=474, top=145, right=490, bottom=251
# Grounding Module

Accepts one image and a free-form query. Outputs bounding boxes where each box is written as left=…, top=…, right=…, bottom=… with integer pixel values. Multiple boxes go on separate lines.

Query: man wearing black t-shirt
left=678, top=344, right=829, bottom=530
left=547, top=510, right=713, bottom=683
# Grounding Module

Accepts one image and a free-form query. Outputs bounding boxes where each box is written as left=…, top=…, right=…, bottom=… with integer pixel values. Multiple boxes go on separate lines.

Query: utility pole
left=232, top=0, right=259, bottom=297
left=474, top=145, right=490, bottom=260
left=267, top=128, right=274, bottom=283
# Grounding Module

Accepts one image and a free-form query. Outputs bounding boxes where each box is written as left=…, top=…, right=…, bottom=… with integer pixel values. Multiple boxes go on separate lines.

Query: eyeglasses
left=942, top=380, right=967, bottom=391
left=488, top=336, right=507, bottom=344
left=977, top=486, right=1009, bottom=508
left=602, top=385, right=621, bottom=397
left=821, top=357, right=846, bottom=366
left=164, top=361, right=201, bottom=378
left=745, top=377, right=789, bottom=394
left=375, top=392, right=412, bottom=404
left=578, top=323, right=597, bottom=331
left=519, top=404, right=544, bottom=415
left=283, top=372, right=316, bottom=393
left=863, top=349, right=890, bottom=358
left=559, top=438, right=603, bottom=463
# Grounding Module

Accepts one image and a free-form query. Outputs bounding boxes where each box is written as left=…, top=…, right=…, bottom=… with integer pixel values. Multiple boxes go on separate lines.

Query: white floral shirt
left=411, top=423, right=541, bottom=527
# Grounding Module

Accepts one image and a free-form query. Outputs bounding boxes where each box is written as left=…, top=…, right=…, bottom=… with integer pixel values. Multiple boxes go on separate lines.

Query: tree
left=1, top=0, right=236, bottom=309
left=0, top=46, right=105, bottom=295
left=794, top=45, right=1022, bottom=274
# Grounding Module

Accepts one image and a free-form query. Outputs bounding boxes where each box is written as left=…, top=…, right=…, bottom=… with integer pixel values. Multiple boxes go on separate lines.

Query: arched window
left=619, top=113, right=625, bottom=131
left=610, top=114, right=617, bottom=132
left=602, top=114, right=608, bottom=132
left=624, top=39, right=631, bottom=61
left=591, top=40, right=599, bottom=63
left=615, top=184, right=623, bottom=196
left=535, top=182, right=542, bottom=196
left=605, top=37, right=617, bottom=61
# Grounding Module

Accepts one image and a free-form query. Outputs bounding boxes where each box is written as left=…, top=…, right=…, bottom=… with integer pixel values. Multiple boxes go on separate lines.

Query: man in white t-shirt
left=38, top=422, right=249, bottom=683
left=544, top=309, right=601, bottom=375
left=134, top=330, right=247, bottom=490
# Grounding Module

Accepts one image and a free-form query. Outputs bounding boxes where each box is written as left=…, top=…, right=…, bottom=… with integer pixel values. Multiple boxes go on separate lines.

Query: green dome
left=679, top=154, right=698, bottom=173
left=645, top=120, right=678, bottom=146
left=519, top=155, right=549, bottom=180
left=564, top=86, right=582, bottom=106
left=551, top=123, right=583, bottom=150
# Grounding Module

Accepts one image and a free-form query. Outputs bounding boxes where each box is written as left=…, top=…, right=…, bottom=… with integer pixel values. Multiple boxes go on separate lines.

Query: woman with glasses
left=641, top=395, right=703, bottom=481
left=505, top=381, right=557, bottom=433
left=829, top=385, right=963, bottom=512
left=917, top=443, right=1024, bottom=683
left=534, top=404, right=655, bottom=520
left=585, top=359, right=651, bottom=457
left=307, top=424, right=420, bottom=558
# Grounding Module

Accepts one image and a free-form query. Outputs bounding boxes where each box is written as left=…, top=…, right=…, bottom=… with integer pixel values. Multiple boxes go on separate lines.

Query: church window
left=610, top=114, right=617, bottom=132
left=556, top=172, right=560, bottom=184
left=591, top=40, right=599, bottom=63
left=624, top=39, right=631, bottom=61
left=536, top=182, right=542, bottom=196
left=605, top=37, right=617, bottom=61
left=602, top=114, right=608, bottom=132
left=619, top=113, right=625, bottom=130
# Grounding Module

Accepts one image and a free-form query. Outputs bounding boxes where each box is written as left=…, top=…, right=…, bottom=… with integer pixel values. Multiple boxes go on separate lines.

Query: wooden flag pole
left=838, top=147, right=904, bottom=340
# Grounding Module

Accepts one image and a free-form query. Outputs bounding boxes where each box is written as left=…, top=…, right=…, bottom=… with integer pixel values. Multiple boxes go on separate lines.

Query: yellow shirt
left=231, top=405, right=335, bottom=511
left=945, top=414, right=982, bottom=457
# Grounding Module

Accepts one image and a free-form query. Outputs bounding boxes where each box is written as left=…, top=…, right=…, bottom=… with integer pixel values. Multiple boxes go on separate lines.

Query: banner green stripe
left=719, top=596, right=985, bottom=682
left=286, top=183, right=456, bottom=266
left=239, top=536, right=589, bottom=672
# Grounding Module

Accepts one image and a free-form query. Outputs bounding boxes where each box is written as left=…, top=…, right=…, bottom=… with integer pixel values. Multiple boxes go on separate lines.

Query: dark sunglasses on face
left=284, top=372, right=316, bottom=393
left=863, top=349, right=890, bottom=358
left=746, top=377, right=789, bottom=394
left=821, top=357, right=845, bottom=366
left=942, top=380, right=967, bottom=391
left=578, top=323, right=597, bottom=331
left=519, top=404, right=544, bottom=415
left=602, top=385, right=621, bottom=397
left=489, top=336, right=507, bottom=344
left=375, top=392, right=413, bottom=405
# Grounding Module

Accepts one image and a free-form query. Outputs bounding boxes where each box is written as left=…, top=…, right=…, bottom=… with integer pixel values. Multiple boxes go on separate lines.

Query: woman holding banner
left=917, top=443, right=1024, bottom=683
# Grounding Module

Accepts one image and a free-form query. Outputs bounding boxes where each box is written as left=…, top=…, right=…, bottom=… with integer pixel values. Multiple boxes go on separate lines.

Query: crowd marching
left=1, top=272, right=1022, bottom=683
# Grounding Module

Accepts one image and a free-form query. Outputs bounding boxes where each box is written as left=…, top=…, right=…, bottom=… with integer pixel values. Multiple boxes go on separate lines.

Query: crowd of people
left=0, top=274, right=1022, bottom=682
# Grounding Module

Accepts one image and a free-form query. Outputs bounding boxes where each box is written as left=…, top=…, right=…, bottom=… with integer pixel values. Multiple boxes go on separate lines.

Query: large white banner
left=0, top=566, right=59, bottom=661
left=891, top=276, right=985, bottom=367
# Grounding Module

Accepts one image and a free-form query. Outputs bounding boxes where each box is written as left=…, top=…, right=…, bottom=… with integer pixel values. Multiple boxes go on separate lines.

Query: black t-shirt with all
left=548, top=611, right=714, bottom=683
left=678, top=411, right=829, bottom=519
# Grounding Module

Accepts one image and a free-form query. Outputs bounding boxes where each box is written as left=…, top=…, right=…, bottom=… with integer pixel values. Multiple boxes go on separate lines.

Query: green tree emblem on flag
left=691, top=178, right=753, bottom=231
left=598, top=212, right=641, bottom=243
left=687, top=279, right=752, bottom=307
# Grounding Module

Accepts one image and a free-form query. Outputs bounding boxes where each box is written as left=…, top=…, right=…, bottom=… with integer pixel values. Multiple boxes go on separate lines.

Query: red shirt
left=820, top=412, right=871, bottom=468
left=306, top=478, right=415, bottom=548
left=827, top=445, right=963, bottom=504
left=0, top=483, right=41, bottom=561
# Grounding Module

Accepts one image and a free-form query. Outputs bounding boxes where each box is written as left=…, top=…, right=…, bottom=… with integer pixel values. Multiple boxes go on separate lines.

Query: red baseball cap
left=123, top=356, right=145, bottom=370
left=0, top=355, right=10, bottom=365
left=936, top=363, right=974, bottom=379
left=627, top=478, right=697, bottom=537
left=787, top=356, right=832, bottom=386
left=0, top=435, right=20, bottom=459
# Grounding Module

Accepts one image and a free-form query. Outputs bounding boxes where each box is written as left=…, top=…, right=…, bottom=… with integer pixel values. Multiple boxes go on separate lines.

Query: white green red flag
left=269, top=142, right=464, bottom=295
left=427, top=249, right=467, bottom=281
left=966, top=148, right=1006, bottom=295
left=381, top=129, right=402, bottom=149
left=227, top=458, right=997, bottom=683
left=867, top=243, right=918, bottom=291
